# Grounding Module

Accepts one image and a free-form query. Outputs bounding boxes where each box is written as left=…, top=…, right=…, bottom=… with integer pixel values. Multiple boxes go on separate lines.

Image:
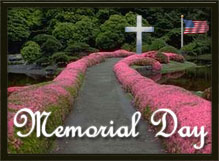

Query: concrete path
left=51, top=58, right=165, bottom=154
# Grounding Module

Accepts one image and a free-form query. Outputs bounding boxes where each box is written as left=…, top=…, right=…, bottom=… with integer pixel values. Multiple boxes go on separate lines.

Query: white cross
left=125, top=15, right=154, bottom=54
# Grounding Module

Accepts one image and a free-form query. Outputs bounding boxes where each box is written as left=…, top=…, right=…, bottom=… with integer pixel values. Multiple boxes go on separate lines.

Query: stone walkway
left=51, top=58, right=164, bottom=154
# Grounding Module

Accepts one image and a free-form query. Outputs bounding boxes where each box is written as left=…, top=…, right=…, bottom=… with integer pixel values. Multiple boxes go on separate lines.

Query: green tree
left=46, top=8, right=96, bottom=33
left=65, top=41, right=98, bottom=56
left=159, top=45, right=180, bottom=54
left=52, top=22, right=76, bottom=44
left=96, top=15, right=128, bottom=50
left=96, top=9, right=119, bottom=24
left=70, top=16, right=99, bottom=45
left=33, top=34, right=63, bottom=55
left=181, top=35, right=211, bottom=55
left=33, top=34, right=59, bottom=45
left=8, top=8, right=43, bottom=53
left=7, top=7, right=211, bottom=59
left=8, top=8, right=43, bottom=42
left=41, top=38, right=63, bottom=54
left=149, top=39, right=166, bottom=50
left=51, top=52, right=69, bottom=65
left=20, top=41, right=41, bottom=63
left=8, top=9, right=30, bottom=42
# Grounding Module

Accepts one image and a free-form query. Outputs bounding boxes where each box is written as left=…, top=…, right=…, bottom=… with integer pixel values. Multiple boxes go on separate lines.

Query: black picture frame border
left=1, top=1, right=218, bottom=160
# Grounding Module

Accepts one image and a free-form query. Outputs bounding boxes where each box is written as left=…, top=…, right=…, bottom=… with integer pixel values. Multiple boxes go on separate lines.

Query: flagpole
left=181, top=15, right=184, bottom=48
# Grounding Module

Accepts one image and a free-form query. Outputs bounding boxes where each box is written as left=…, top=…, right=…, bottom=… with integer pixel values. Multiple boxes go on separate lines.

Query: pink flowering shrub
left=149, top=73, right=162, bottom=82
left=8, top=86, right=27, bottom=96
left=131, top=57, right=162, bottom=71
left=142, top=51, right=185, bottom=63
left=155, top=51, right=169, bottom=64
left=118, top=54, right=161, bottom=71
left=142, top=51, right=157, bottom=58
left=7, top=49, right=208, bottom=154
left=113, top=54, right=211, bottom=154
left=164, top=52, right=185, bottom=63
left=7, top=49, right=134, bottom=153
left=100, top=49, right=135, bottom=58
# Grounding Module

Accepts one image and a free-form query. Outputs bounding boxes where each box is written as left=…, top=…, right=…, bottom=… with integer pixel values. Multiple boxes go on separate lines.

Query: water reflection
left=137, top=66, right=211, bottom=92
left=8, top=73, right=53, bottom=87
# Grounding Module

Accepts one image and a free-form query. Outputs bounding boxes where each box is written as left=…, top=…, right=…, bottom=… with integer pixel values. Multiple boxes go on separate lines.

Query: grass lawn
left=185, top=54, right=211, bottom=61
left=161, top=61, right=197, bottom=74
left=132, top=61, right=197, bottom=74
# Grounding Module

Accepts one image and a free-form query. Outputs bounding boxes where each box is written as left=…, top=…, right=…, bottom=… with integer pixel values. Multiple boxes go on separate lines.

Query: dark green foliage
left=35, top=56, right=51, bottom=66
left=8, top=8, right=43, bottom=42
left=65, top=42, right=89, bottom=52
left=149, top=39, right=166, bottom=51
left=8, top=8, right=44, bottom=54
left=121, top=43, right=135, bottom=52
left=33, top=34, right=63, bottom=55
left=161, top=28, right=181, bottom=48
left=96, top=9, right=111, bottom=24
left=22, top=8, right=43, bottom=29
left=70, top=16, right=99, bottom=45
left=96, top=15, right=128, bottom=50
left=51, top=10, right=98, bottom=45
left=51, top=52, right=70, bottom=66
left=47, top=18, right=60, bottom=34
left=46, top=8, right=96, bottom=33
left=132, top=44, right=150, bottom=53
left=96, top=9, right=119, bottom=24
left=65, top=42, right=98, bottom=56
left=41, top=38, right=63, bottom=54
left=181, top=42, right=196, bottom=55
left=52, top=22, right=76, bottom=44
left=8, top=8, right=211, bottom=63
left=159, top=45, right=180, bottom=54
left=8, top=10, right=30, bottom=42
left=32, top=34, right=58, bottom=45
left=75, top=8, right=95, bottom=17
left=142, top=44, right=151, bottom=52
left=181, top=36, right=211, bottom=55
left=20, top=41, right=41, bottom=63
left=68, top=56, right=79, bottom=62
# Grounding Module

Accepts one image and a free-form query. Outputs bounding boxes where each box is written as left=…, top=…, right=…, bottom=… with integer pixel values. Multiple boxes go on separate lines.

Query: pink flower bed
left=7, top=49, right=135, bottom=153
left=113, top=51, right=211, bottom=154
left=118, top=53, right=162, bottom=71
left=142, top=51, right=185, bottom=63
left=7, top=49, right=210, bottom=154
left=142, top=51, right=157, bottom=58
left=164, top=52, right=185, bottom=62
left=8, top=86, right=27, bottom=96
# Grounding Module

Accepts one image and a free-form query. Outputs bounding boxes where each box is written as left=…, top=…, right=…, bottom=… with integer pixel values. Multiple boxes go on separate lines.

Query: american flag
left=183, top=19, right=209, bottom=34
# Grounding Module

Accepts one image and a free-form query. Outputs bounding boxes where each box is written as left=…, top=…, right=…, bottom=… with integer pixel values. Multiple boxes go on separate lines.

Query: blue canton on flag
left=183, top=19, right=209, bottom=34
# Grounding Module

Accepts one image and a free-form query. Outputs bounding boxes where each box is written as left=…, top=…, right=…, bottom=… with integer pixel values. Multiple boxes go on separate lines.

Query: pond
left=8, top=73, right=53, bottom=87
left=136, top=66, right=211, bottom=92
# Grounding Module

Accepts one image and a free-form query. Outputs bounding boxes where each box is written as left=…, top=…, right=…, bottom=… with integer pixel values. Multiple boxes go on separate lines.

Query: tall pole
left=181, top=15, right=184, bottom=48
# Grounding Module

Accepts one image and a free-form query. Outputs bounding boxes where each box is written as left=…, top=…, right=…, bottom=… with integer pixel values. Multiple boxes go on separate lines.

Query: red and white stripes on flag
left=184, top=20, right=209, bottom=34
